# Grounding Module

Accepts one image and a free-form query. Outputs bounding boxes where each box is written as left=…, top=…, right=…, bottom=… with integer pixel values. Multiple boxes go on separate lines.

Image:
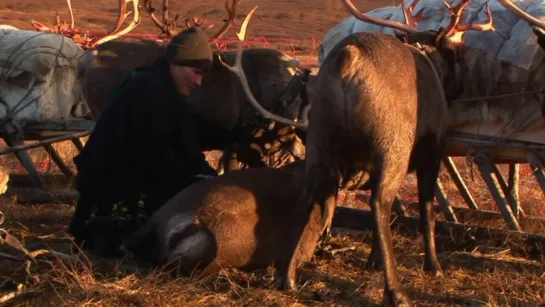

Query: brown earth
left=1, top=0, right=545, bottom=306
left=1, top=0, right=398, bottom=62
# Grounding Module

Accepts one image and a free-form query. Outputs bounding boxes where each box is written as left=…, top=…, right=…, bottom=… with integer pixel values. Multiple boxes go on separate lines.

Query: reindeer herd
left=5, top=0, right=545, bottom=305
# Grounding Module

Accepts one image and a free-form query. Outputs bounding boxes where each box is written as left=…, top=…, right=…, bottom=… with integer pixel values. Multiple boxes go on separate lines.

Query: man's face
left=169, top=64, right=207, bottom=96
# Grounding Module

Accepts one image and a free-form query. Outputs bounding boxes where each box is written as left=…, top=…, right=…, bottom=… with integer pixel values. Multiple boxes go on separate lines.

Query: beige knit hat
left=165, top=27, right=213, bottom=71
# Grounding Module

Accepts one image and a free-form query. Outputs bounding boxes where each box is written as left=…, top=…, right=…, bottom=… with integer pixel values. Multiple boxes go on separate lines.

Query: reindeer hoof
left=424, top=259, right=443, bottom=278
left=383, top=288, right=414, bottom=307
left=273, top=275, right=297, bottom=292
left=365, top=252, right=383, bottom=271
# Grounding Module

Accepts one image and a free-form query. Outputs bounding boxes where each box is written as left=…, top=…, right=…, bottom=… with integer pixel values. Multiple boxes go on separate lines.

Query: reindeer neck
left=405, top=43, right=447, bottom=103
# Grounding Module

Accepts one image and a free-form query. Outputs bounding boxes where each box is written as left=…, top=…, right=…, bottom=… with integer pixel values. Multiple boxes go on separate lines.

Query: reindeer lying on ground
left=209, top=1, right=496, bottom=305
left=121, top=159, right=330, bottom=281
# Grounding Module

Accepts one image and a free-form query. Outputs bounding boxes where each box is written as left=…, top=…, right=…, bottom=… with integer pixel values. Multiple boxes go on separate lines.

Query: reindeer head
left=394, top=27, right=464, bottom=101
left=343, top=0, right=495, bottom=103
left=214, top=0, right=496, bottom=134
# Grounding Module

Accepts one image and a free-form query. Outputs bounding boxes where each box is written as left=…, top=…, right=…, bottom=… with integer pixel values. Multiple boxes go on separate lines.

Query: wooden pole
left=442, top=157, right=479, bottom=209
left=0, top=131, right=91, bottom=156
left=332, top=206, right=545, bottom=259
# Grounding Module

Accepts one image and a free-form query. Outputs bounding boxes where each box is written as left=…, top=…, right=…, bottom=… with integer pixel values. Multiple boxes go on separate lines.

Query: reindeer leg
left=366, top=175, right=383, bottom=270
left=367, top=189, right=399, bottom=271
left=370, top=158, right=413, bottom=307
left=416, top=139, right=444, bottom=277
left=366, top=230, right=383, bottom=270
left=274, top=165, right=337, bottom=292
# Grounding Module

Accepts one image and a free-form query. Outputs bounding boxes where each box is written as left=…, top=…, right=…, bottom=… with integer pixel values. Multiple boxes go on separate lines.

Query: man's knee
left=67, top=198, right=95, bottom=247
left=85, top=216, right=141, bottom=258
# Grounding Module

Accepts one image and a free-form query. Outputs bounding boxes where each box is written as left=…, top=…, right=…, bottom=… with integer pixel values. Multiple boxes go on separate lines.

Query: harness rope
left=406, top=43, right=448, bottom=103
left=223, top=66, right=309, bottom=170
left=404, top=42, right=545, bottom=182
left=451, top=89, right=544, bottom=102
left=406, top=42, right=545, bottom=138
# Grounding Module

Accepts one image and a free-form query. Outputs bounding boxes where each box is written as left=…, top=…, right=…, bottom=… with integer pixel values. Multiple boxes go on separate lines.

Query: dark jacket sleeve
left=121, top=72, right=216, bottom=191
left=175, top=117, right=219, bottom=177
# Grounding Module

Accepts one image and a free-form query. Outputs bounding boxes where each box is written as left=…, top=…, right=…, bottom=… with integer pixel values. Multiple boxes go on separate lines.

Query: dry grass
left=0, top=138, right=544, bottom=305
left=0, top=196, right=544, bottom=306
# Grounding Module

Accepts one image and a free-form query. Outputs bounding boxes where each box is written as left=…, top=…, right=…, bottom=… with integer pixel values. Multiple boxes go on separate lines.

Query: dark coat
left=68, top=57, right=217, bottom=255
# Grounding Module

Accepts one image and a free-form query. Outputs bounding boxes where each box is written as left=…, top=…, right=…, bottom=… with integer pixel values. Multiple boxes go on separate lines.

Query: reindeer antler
left=497, top=0, right=545, bottom=29
left=394, top=0, right=426, bottom=41
left=402, top=0, right=425, bottom=27
left=341, top=0, right=420, bottom=33
left=209, top=0, right=241, bottom=41
left=90, top=0, right=141, bottom=47
left=66, top=0, right=75, bottom=30
left=144, top=0, right=179, bottom=37
left=30, top=0, right=75, bottom=33
left=144, top=0, right=241, bottom=41
left=108, top=0, right=136, bottom=34
left=218, top=6, right=308, bottom=129
left=342, top=0, right=495, bottom=43
left=440, top=0, right=495, bottom=42
left=31, top=0, right=141, bottom=48
left=185, top=16, right=214, bottom=30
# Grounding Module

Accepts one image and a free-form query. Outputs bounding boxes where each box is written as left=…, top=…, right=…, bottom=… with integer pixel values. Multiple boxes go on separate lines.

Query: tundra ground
left=1, top=0, right=545, bottom=305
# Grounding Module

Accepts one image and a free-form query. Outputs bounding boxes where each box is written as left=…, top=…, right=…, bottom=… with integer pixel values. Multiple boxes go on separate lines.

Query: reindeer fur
left=398, top=28, right=545, bottom=137
left=288, top=31, right=456, bottom=306
left=121, top=160, right=328, bottom=279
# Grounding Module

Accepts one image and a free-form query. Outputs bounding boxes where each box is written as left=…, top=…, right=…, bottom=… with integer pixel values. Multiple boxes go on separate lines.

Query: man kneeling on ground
left=67, top=27, right=218, bottom=257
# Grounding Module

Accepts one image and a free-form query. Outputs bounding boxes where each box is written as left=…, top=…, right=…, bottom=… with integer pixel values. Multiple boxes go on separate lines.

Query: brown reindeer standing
left=212, top=1, right=494, bottom=306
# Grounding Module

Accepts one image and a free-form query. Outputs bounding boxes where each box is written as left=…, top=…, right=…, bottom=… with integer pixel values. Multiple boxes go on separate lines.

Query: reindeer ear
left=394, top=30, right=408, bottom=43
left=434, top=28, right=464, bottom=102
left=434, top=28, right=459, bottom=58
left=533, top=27, right=545, bottom=50
left=211, top=52, right=224, bottom=69
left=434, top=27, right=448, bottom=46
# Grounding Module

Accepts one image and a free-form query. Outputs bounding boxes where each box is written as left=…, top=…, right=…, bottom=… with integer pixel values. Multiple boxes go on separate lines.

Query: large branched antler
left=440, top=0, right=495, bottom=42
left=394, top=0, right=427, bottom=41
left=209, top=0, right=241, bottom=41
left=30, top=0, right=94, bottom=48
left=144, top=0, right=179, bottom=37
left=144, top=0, right=241, bottom=41
left=30, top=0, right=75, bottom=33
left=497, top=0, right=545, bottom=29
left=185, top=16, right=214, bottom=31
left=30, top=0, right=141, bottom=49
left=91, top=0, right=141, bottom=47
left=341, top=0, right=495, bottom=43
left=342, top=0, right=421, bottom=33
left=402, top=0, right=425, bottom=27
left=218, top=7, right=309, bottom=129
